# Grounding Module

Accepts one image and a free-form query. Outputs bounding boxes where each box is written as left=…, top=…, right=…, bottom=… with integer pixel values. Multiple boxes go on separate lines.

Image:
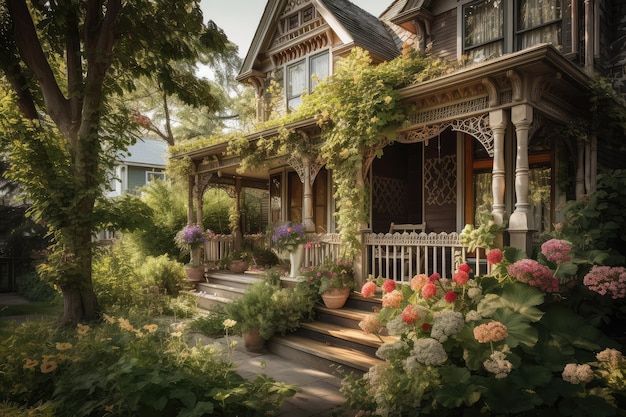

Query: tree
left=0, top=0, right=228, bottom=323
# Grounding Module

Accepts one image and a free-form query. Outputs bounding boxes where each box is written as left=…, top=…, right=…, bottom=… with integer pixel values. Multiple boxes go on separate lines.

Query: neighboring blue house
left=106, top=137, right=168, bottom=197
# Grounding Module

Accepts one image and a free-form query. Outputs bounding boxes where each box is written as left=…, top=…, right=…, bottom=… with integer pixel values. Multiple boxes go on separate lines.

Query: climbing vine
left=232, top=48, right=452, bottom=257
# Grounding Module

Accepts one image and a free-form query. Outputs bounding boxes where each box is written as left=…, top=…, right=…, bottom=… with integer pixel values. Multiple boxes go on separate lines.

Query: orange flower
left=40, top=360, right=58, bottom=374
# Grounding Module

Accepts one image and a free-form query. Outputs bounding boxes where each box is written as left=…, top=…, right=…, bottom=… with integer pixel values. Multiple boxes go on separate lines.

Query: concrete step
left=195, top=282, right=247, bottom=301
left=192, top=291, right=232, bottom=310
left=296, top=321, right=394, bottom=357
left=268, top=334, right=386, bottom=377
left=204, top=270, right=263, bottom=289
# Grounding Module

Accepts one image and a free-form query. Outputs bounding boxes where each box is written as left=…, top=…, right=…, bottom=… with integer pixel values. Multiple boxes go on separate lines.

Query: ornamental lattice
left=424, top=154, right=457, bottom=206
left=372, top=176, right=407, bottom=216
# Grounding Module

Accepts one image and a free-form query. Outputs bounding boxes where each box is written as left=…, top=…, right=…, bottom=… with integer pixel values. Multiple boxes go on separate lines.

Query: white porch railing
left=364, top=231, right=487, bottom=282
left=205, top=234, right=234, bottom=263
left=302, top=233, right=343, bottom=266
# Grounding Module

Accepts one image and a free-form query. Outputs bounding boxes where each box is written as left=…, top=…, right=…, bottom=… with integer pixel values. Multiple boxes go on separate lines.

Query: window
left=516, top=0, right=563, bottom=49
left=286, top=51, right=329, bottom=110
left=302, top=7, right=314, bottom=22
left=288, top=14, right=299, bottom=30
left=463, top=0, right=504, bottom=62
left=146, top=171, right=165, bottom=183
left=463, top=0, right=569, bottom=62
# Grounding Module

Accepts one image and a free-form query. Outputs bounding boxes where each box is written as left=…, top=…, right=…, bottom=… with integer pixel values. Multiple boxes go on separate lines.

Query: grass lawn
left=0, top=301, right=63, bottom=317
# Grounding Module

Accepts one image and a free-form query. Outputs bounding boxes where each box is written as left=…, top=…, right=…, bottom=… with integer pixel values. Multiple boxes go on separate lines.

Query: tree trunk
left=61, top=284, right=99, bottom=324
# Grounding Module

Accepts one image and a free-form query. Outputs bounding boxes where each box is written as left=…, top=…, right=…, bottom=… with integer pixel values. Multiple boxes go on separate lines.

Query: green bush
left=0, top=316, right=297, bottom=416
left=189, top=306, right=229, bottom=338
left=15, top=271, right=60, bottom=303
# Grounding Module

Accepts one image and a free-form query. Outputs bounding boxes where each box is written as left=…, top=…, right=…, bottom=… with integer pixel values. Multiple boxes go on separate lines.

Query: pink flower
left=410, top=274, right=428, bottom=291
left=421, top=283, right=437, bottom=299
left=508, top=259, right=559, bottom=292
left=487, top=248, right=503, bottom=265
left=541, top=239, right=572, bottom=264
left=401, top=305, right=420, bottom=324
left=458, top=263, right=471, bottom=274
left=583, top=265, right=626, bottom=299
left=444, top=291, right=457, bottom=303
left=382, top=290, right=403, bottom=308
left=361, top=281, right=377, bottom=298
left=429, top=273, right=441, bottom=282
left=453, top=270, right=469, bottom=286
left=473, top=321, right=508, bottom=343
left=382, top=278, right=396, bottom=293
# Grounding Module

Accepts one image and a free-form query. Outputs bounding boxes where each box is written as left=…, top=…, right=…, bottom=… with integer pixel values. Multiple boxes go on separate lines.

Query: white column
left=509, top=104, right=534, bottom=253
left=489, top=110, right=507, bottom=226
left=302, top=157, right=316, bottom=232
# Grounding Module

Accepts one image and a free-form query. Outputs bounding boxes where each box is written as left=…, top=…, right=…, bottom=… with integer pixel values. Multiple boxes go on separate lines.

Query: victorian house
left=177, top=0, right=626, bottom=283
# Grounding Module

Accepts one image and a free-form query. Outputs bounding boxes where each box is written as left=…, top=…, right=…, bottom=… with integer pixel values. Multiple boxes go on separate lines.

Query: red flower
left=453, top=270, right=469, bottom=286
left=382, top=278, right=396, bottom=293
left=429, top=273, right=440, bottom=282
left=458, top=263, right=471, bottom=273
left=422, top=323, right=431, bottom=331
left=444, top=291, right=457, bottom=303
left=487, top=248, right=503, bottom=265
left=421, top=282, right=437, bottom=298
left=361, top=281, right=377, bottom=298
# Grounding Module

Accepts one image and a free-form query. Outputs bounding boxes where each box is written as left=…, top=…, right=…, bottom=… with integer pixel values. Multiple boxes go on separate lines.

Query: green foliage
left=226, top=278, right=314, bottom=339
left=0, top=316, right=296, bottom=416
left=550, top=169, right=626, bottom=266
left=189, top=306, right=229, bottom=338
left=92, top=242, right=194, bottom=317
left=460, top=218, right=505, bottom=252
left=341, top=249, right=625, bottom=416
left=298, top=258, right=355, bottom=296
left=15, top=271, right=60, bottom=304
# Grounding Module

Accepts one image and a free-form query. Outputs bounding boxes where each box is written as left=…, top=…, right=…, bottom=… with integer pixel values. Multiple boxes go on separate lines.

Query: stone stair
left=192, top=273, right=388, bottom=376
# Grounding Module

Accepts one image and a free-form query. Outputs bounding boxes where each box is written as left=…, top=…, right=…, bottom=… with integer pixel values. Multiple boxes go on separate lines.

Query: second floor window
left=463, top=0, right=504, bottom=62
left=516, top=0, right=563, bottom=49
left=286, top=51, right=329, bottom=110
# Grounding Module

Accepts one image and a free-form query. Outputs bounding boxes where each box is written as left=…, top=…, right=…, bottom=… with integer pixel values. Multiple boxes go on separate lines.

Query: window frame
left=284, top=50, right=330, bottom=111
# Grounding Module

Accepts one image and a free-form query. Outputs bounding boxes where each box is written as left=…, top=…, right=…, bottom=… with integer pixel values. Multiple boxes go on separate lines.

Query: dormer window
left=302, top=7, right=314, bottom=23
left=288, top=14, right=299, bottom=30
left=286, top=50, right=329, bottom=110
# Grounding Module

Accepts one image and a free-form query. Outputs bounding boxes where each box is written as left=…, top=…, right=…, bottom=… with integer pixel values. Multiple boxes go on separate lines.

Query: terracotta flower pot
left=243, top=326, right=265, bottom=352
left=228, top=260, right=250, bottom=273
left=321, top=286, right=351, bottom=309
left=185, top=266, right=205, bottom=282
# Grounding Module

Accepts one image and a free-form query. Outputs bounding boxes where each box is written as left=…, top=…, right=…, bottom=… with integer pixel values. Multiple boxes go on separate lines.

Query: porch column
left=509, top=104, right=535, bottom=254
left=302, top=157, right=316, bottom=232
left=233, top=177, right=243, bottom=251
left=195, top=173, right=204, bottom=227
left=187, top=175, right=194, bottom=224
left=489, top=109, right=507, bottom=226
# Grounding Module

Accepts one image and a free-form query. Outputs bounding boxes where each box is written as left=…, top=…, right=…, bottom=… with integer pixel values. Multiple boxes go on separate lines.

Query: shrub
left=0, top=316, right=297, bottom=416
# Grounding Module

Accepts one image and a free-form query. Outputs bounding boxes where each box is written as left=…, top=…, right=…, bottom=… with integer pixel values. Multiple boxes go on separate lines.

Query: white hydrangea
left=562, top=363, right=594, bottom=384
left=385, top=314, right=411, bottom=336
left=465, top=310, right=483, bottom=322
left=376, top=340, right=408, bottom=360
left=430, top=309, right=464, bottom=342
left=411, top=337, right=447, bottom=366
left=483, top=351, right=513, bottom=379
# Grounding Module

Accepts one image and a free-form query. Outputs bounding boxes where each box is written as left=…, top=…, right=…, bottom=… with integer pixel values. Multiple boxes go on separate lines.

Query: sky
left=199, top=0, right=389, bottom=58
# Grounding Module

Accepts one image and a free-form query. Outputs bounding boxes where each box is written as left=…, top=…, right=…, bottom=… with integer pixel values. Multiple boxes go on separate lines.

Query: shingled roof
left=319, top=0, right=400, bottom=61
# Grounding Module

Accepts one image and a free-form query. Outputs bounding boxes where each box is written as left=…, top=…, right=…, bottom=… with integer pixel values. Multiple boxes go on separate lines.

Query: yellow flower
left=118, top=318, right=134, bottom=332
left=384, top=95, right=393, bottom=104
left=223, top=319, right=237, bottom=329
left=143, top=324, right=158, bottom=333
left=102, top=313, right=116, bottom=324
left=77, top=323, right=90, bottom=335
left=23, top=358, right=39, bottom=370
left=104, top=405, right=114, bottom=413
left=40, top=360, right=58, bottom=374
left=171, top=331, right=182, bottom=338
left=56, top=342, right=73, bottom=351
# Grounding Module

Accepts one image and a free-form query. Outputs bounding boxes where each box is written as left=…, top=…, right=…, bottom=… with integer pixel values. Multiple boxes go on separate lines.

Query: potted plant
left=225, top=275, right=314, bottom=352
left=224, top=250, right=253, bottom=273
left=299, top=259, right=355, bottom=308
left=271, top=223, right=307, bottom=277
left=175, top=224, right=207, bottom=281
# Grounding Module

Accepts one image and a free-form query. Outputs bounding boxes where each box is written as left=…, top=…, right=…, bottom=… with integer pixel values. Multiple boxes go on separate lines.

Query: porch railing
left=364, top=231, right=488, bottom=282
left=205, top=231, right=488, bottom=281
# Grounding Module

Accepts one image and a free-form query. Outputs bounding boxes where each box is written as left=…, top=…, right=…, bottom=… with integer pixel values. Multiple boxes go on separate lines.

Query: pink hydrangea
left=429, top=273, right=441, bottom=282
left=410, top=274, right=428, bottom=291
left=401, top=305, right=420, bottom=324
left=473, top=321, right=509, bottom=343
left=487, top=248, right=503, bottom=265
left=458, top=263, right=471, bottom=274
left=382, top=278, right=396, bottom=293
left=583, top=265, right=626, bottom=299
left=382, top=290, right=403, bottom=308
left=507, top=259, right=559, bottom=292
left=421, top=282, right=437, bottom=299
left=361, top=281, right=377, bottom=298
left=541, top=239, right=572, bottom=264
left=453, top=270, right=469, bottom=286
